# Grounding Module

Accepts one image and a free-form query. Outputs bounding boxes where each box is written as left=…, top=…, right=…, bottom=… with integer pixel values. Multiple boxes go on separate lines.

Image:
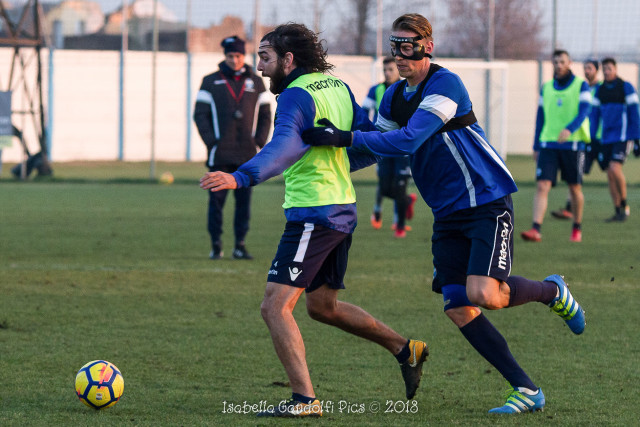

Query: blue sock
left=460, top=313, right=537, bottom=391
left=291, top=392, right=315, bottom=404
left=506, top=275, right=557, bottom=306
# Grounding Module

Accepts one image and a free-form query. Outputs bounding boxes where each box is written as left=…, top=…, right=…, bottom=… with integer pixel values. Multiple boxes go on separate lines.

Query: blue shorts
left=584, top=140, right=604, bottom=174
left=431, top=196, right=514, bottom=294
left=267, top=222, right=351, bottom=292
left=597, top=141, right=631, bottom=169
left=536, top=148, right=584, bottom=185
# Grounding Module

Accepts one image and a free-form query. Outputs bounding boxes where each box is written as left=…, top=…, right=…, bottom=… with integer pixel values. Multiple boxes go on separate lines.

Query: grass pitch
left=1, top=157, right=639, bottom=426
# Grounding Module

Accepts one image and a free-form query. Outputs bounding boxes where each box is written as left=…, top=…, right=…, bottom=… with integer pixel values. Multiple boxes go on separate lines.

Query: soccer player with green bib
left=200, top=23, right=428, bottom=418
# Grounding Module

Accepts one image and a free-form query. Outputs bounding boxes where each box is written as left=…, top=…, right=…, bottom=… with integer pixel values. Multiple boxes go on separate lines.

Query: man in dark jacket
left=194, top=35, right=272, bottom=259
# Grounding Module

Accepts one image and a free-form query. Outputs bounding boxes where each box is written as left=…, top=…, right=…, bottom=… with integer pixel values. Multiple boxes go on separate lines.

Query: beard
left=268, top=60, right=287, bottom=94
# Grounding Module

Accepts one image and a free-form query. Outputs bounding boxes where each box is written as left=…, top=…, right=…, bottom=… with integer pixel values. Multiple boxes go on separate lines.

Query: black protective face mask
left=389, top=35, right=432, bottom=61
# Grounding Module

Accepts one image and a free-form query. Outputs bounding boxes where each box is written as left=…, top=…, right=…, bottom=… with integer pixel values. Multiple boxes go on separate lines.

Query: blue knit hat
left=221, top=35, right=245, bottom=55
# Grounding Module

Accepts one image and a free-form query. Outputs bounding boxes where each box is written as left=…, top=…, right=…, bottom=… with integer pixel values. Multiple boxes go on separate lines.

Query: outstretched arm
left=200, top=87, right=315, bottom=191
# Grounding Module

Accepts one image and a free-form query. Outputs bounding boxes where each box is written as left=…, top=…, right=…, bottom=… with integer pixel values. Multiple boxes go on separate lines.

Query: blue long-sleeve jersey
left=350, top=65, right=517, bottom=220
left=231, top=71, right=377, bottom=233
left=533, top=73, right=592, bottom=151
left=591, top=77, right=640, bottom=144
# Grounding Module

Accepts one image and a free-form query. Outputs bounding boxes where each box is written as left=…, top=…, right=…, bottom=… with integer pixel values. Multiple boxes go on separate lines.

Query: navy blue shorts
left=583, top=140, right=604, bottom=174
left=267, top=222, right=351, bottom=292
left=597, top=141, right=631, bottom=169
left=431, top=196, right=514, bottom=294
left=536, top=148, right=584, bottom=185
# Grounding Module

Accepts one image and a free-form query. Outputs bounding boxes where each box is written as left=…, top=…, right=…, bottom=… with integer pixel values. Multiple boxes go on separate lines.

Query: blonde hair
left=392, top=13, right=433, bottom=42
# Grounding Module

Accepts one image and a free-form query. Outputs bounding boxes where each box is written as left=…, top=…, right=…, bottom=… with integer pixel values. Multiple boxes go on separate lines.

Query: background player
left=363, top=56, right=417, bottom=237
left=521, top=50, right=591, bottom=242
left=552, top=59, right=602, bottom=220
left=591, top=57, right=640, bottom=222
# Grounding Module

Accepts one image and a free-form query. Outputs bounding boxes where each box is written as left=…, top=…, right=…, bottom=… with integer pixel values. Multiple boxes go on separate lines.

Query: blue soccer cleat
left=488, top=387, right=545, bottom=414
left=545, top=274, right=586, bottom=334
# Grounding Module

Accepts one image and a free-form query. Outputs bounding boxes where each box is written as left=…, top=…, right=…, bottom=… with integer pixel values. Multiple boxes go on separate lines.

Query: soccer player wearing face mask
left=302, top=13, right=586, bottom=414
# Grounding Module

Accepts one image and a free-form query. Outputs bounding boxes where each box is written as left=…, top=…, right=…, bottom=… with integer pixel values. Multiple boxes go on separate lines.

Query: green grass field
left=1, top=157, right=639, bottom=426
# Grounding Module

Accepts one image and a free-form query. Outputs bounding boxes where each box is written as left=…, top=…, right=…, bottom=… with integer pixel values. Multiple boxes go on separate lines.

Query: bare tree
left=441, top=0, right=545, bottom=59
left=354, top=0, right=372, bottom=55
left=331, top=0, right=373, bottom=55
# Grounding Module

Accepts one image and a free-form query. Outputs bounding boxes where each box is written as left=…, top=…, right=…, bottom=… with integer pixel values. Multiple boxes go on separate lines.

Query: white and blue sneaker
left=489, top=387, right=545, bottom=414
left=545, top=274, right=586, bottom=334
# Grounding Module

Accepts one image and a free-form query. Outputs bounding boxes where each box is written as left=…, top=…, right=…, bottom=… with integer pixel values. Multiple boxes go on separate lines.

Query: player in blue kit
left=302, top=13, right=586, bottom=414
left=363, top=57, right=417, bottom=237
left=591, top=57, right=640, bottom=222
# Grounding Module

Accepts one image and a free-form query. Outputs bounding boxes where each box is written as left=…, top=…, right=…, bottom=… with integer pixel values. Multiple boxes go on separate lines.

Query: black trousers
left=207, top=165, right=252, bottom=248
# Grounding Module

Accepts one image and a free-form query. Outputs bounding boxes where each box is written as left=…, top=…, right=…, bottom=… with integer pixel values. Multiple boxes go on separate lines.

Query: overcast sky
left=26, top=0, right=640, bottom=60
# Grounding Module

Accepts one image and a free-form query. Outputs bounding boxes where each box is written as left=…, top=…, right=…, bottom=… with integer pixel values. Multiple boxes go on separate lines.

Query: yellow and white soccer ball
left=159, top=171, right=174, bottom=185
left=75, top=360, right=124, bottom=410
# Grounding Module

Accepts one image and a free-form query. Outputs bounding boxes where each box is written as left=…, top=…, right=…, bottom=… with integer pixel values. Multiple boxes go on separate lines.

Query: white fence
left=1, top=47, right=638, bottom=164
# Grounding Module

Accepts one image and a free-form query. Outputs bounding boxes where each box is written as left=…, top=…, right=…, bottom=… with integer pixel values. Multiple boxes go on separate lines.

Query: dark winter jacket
left=194, top=61, right=271, bottom=168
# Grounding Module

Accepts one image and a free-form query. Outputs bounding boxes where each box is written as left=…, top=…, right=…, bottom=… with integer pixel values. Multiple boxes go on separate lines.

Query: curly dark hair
left=261, top=23, right=334, bottom=74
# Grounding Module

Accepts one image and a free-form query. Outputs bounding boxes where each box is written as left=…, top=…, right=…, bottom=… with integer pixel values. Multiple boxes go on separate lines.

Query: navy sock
left=292, top=392, right=315, bottom=404
left=460, top=314, right=537, bottom=391
left=395, top=339, right=411, bottom=363
left=532, top=222, right=541, bottom=232
left=506, top=275, right=558, bottom=306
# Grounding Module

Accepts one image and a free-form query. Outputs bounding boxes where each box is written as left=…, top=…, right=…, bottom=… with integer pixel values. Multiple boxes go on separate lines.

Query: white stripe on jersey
left=418, top=94, right=457, bottom=123
left=293, top=223, right=315, bottom=263
left=626, top=92, right=639, bottom=105
left=257, top=91, right=271, bottom=106
left=252, top=91, right=271, bottom=141
left=361, top=97, right=376, bottom=111
left=442, top=133, right=476, bottom=207
left=208, top=145, right=217, bottom=167
left=592, top=97, right=601, bottom=107
left=579, top=91, right=592, bottom=103
left=467, top=127, right=515, bottom=181
left=196, top=90, right=220, bottom=141
left=621, top=110, right=628, bottom=141
left=376, top=114, right=400, bottom=132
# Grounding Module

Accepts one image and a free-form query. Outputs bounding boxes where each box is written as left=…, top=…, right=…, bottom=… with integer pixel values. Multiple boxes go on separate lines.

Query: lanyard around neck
left=221, top=75, right=245, bottom=104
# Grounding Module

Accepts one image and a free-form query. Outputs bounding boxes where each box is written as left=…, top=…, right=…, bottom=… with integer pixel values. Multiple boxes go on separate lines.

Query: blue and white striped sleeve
left=352, top=73, right=460, bottom=156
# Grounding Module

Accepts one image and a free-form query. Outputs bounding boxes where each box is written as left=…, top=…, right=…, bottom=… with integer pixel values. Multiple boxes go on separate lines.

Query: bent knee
left=306, top=303, right=335, bottom=322
left=466, top=288, right=501, bottom=310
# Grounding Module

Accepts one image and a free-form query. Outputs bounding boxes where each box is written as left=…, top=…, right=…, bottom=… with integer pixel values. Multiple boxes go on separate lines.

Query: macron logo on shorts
left=289, top=266, right=302, bottom=281
left=498, top=218, right=510, bottom=271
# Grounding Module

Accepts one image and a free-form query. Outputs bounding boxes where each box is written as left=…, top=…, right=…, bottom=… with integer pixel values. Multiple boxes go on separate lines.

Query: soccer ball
left=159, top=171, right=174, bottom=185
left=75, top=360, right=124, bottom=410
